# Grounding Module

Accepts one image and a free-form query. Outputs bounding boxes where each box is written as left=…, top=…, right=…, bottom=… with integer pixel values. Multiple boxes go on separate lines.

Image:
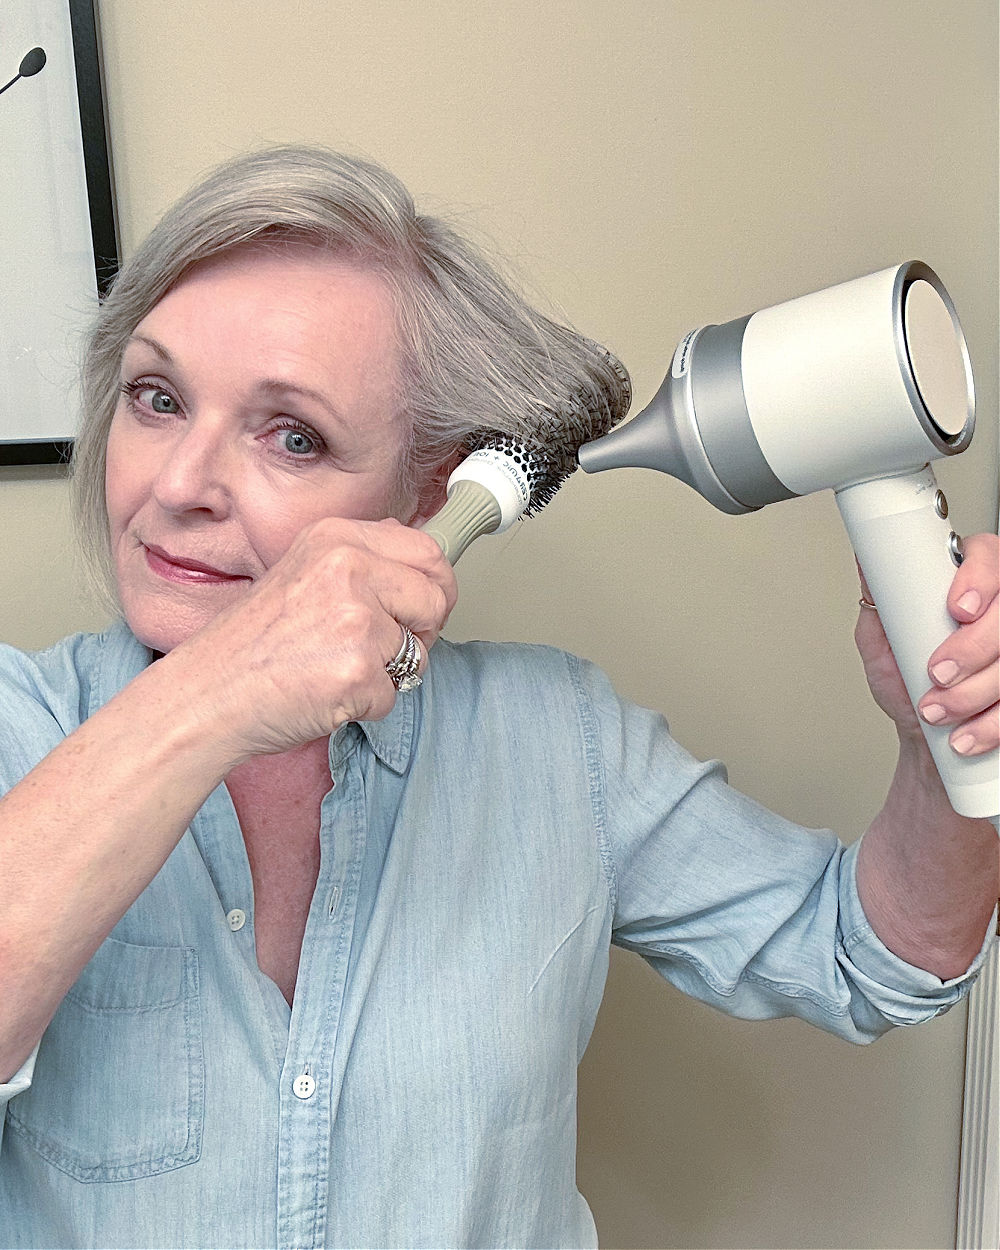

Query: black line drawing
left=1, top=1, right=118, bottom=467
left=0, top=46, right=47, bottom=98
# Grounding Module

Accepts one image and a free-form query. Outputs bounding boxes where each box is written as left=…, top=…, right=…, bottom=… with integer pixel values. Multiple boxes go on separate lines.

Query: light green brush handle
left=421, top=480, right=503, bottom=566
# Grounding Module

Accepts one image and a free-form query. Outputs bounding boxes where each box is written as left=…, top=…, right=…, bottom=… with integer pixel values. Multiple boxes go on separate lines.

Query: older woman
left=0, top=146, right=997, bottom=1249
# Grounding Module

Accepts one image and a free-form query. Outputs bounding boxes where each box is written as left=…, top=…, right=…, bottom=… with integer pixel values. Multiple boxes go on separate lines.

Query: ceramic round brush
left=421, top=359, right=631, bottom=565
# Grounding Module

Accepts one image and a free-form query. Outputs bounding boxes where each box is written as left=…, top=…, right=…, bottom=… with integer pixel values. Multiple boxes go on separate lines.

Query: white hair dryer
left=578, top=261, right=998, bottom=824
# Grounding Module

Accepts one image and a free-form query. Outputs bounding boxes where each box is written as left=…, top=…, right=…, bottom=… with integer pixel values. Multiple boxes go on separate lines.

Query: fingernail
left=951, top=733, right=976, bottom=755
left=957, top=590, right=981, bottom=616
left=921, top=703, right=947, bottom=724
left=931, top=659, right=960, bottom=686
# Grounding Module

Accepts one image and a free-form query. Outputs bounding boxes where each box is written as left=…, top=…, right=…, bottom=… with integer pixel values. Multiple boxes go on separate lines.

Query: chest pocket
left=7, top=935, right=203, bottom=1182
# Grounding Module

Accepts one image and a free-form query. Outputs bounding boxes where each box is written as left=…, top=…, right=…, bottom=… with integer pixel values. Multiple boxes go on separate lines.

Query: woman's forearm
left=0, top=657, right=242, bottom=1082
left=855, top=733, right=998, bottom=980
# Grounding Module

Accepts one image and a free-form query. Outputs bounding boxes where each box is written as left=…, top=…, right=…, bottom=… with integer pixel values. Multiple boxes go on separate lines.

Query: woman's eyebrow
left=122, top=336, right=347, bottom=426
left=124, top=332, right=174, bottom=363
left=253, top=379, right=347, bottom=425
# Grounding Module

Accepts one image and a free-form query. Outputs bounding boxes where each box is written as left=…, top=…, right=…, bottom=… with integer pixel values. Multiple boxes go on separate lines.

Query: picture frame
left=0, top=0, right=117, bottom=466
left=958, top=937, right=999, bottom=1250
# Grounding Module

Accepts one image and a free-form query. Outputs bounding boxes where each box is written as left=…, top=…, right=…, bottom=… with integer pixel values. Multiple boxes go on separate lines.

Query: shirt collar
left=91, top=620, right=158, bottom=715
left=352, top=688, right=418, bottom=774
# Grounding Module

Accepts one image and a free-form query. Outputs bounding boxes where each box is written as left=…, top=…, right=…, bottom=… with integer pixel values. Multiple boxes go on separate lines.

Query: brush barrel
left=836, top=467, right=998, bottom=823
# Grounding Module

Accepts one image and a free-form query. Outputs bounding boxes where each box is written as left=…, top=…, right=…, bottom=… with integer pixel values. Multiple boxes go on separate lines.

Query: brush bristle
left=465, top=350, right=632, bottom=516
left=462, top=432, right=565, bottom=516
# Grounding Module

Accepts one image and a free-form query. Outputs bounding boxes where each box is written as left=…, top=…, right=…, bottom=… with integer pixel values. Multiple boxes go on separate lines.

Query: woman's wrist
left=857, top=731, right=998, bottom=978
left=141, top=643, right=265, bottom=776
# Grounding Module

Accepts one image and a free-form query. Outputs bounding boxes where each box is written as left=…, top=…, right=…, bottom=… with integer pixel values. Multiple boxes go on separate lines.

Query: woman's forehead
left=130, top=245, right=406, bottom=419
left=146, top=242, right=399, bottom=335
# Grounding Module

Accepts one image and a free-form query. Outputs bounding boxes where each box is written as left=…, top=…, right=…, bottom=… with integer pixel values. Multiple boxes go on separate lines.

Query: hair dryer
left=578, top=260, right=998, bottom=824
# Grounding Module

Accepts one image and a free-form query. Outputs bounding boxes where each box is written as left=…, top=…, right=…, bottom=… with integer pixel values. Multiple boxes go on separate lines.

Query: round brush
left=421, top=360, right=631, bottom=565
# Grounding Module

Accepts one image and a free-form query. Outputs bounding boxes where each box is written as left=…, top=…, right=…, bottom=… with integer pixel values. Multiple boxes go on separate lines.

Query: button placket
left=277, top=735, right=366, bottom=1250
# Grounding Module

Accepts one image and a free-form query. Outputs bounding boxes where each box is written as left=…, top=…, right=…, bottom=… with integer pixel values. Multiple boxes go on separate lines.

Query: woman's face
left=105, top=245, right=423, bottom=654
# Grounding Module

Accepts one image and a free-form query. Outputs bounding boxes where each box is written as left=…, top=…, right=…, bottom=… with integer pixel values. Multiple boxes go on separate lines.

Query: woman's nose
left=151, top=421, right=235, bottom=517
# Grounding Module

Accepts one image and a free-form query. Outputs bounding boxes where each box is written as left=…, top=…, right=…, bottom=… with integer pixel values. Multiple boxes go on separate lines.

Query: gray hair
left=71, top=144, right=630, bottom=601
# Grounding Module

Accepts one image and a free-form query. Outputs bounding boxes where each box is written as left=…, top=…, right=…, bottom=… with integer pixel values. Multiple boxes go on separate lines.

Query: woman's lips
left=143, top=544, right=251, bottom=584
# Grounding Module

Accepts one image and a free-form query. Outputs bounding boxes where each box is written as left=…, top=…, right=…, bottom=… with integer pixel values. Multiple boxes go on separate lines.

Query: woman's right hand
left=168, top=516, right=458, bottom=761
left=0, top=514, right=454, bottom=1082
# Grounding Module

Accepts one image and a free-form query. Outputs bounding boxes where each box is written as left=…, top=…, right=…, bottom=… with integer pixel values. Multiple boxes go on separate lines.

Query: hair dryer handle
left=836, top=467, right=998, bottom=822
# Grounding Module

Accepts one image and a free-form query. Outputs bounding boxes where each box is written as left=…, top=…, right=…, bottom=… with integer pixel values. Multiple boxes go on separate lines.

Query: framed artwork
left=0, top=0, right=117, bottom=466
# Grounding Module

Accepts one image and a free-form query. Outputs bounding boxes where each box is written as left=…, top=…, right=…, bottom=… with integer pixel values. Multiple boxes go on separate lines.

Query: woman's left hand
left=855, top=532, right=999, bottom=756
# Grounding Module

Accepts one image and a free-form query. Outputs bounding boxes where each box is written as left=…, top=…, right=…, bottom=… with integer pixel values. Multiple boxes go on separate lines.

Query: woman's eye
left=121, top=382, right=180, bottom=415
left=278, top=428, right=318, bottom=456
left=148, top=389, right=179, bottom=413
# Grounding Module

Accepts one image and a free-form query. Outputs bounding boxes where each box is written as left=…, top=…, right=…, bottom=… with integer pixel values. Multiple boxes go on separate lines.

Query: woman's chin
left=121, top=595, right=234, bottom=655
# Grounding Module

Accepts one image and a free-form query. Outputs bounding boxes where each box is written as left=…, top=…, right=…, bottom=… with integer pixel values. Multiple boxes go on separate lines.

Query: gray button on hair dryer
left=579, top=261, right=997, bottom=826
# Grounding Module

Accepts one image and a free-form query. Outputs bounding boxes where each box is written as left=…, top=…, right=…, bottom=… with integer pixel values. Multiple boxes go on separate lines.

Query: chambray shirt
left=0, top=623, right=990, bottom=1249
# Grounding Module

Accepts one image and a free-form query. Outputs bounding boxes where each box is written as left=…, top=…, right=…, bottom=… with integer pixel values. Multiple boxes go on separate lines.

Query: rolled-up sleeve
left=836, top=837, right=995, bottom=1023
left=573, top=653, right=991, bottom=1043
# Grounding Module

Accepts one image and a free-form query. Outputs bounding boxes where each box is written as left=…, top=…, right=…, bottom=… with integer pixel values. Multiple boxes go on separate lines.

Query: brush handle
left=836, top=466, right=998, bottom=823
left=421, top=448, right=535, bottom=565
left=421, top=480, right=502, bottom=566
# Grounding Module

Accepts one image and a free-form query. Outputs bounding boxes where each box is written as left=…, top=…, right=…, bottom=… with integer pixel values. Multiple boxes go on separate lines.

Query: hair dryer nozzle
left=578, top=330, right=758, bottom=515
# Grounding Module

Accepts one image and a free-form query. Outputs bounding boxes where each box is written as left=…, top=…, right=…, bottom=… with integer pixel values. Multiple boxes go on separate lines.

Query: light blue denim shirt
left=0, top=623, right=991, bottom=1249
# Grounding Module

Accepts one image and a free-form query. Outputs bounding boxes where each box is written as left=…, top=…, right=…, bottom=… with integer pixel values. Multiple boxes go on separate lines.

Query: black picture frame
left=0, top=0, right=118, bottom=468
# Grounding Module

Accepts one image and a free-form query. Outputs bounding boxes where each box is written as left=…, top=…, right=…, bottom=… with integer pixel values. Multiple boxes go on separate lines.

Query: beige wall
left=3, top=1, right=997, bottom=1245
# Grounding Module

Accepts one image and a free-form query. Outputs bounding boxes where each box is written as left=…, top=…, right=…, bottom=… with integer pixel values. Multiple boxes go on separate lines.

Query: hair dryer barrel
left=740, top=262, right=973, bottom=493
left=578, top=261, right=975, bottom=505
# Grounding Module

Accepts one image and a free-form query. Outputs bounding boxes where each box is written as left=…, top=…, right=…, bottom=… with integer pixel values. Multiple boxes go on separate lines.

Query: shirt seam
left=564, top=652, right=619, bottom=917
left=614, top=936, right=855, bottom=1017
left=841, top=918, right=876, bottom=954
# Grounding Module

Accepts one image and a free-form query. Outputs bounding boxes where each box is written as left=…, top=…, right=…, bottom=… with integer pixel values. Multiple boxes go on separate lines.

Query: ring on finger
left=385, top=623, right=423, bottom=692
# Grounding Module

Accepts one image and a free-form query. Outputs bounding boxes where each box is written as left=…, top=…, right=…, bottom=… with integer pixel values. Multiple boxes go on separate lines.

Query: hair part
left=71, top=144, right=631, bottom=606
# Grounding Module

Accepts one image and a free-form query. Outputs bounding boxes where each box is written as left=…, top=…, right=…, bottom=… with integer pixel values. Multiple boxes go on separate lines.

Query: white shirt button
left=293, top=1073, right=316, bottom=1100
left=226, top=908, right=246, bottom=932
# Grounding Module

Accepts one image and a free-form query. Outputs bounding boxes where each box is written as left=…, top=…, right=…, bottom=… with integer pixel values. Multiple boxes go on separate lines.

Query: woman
left=0, top=145, right=996, bottom=1249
